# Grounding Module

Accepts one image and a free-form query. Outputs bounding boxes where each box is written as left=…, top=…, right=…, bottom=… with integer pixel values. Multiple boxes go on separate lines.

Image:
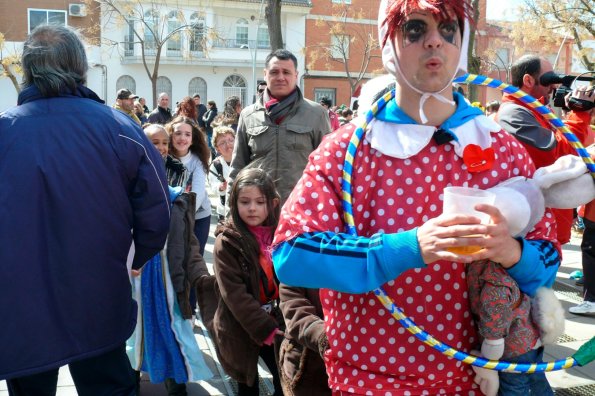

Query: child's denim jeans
left=498, top=347, right=553, bottom=395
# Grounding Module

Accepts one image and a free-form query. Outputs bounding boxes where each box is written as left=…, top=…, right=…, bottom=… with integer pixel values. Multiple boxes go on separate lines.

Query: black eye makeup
left=438, top=20, right=459, bottom=45
left=402, top=20, right=427, bottom=46
left=400, top=18, right=460, bottom=47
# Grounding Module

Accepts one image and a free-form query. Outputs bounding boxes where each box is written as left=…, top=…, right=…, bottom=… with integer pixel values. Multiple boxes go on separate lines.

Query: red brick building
left=0, top=0, right=99, bottom=42
left=474, top=0, right=574, bottom=106
left=302, top=0, right=575, bottom=109
left=302, top=0, right=383, bottom=108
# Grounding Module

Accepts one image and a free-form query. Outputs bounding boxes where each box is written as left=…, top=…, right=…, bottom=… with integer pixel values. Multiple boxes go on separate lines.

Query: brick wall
left=304, top=0, right=383, bottom=107
left=0, top=0, right=100, bottom=42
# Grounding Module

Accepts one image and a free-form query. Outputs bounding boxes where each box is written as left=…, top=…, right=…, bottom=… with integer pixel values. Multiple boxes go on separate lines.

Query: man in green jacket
left=229, top=49, right=331, bottom=204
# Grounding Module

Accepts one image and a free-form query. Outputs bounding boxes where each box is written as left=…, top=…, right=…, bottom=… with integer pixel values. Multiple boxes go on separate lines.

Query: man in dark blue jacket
left=0, top=25, right=170, bottom=395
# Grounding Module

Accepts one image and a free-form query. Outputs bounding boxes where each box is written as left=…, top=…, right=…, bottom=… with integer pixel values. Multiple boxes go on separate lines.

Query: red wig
left=381, top=0, right=473, bottom=48
left=178, top=96, right=198, bottom=120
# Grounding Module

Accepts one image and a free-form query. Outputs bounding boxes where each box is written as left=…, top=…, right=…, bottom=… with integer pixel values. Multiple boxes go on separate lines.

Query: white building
left=99, top=0, right=310, bottom=109
left=0, top=0, right=310, bottom=112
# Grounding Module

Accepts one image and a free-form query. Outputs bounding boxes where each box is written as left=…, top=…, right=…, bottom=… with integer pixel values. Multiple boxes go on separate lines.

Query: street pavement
left=2, top=216, right=595, bottom=395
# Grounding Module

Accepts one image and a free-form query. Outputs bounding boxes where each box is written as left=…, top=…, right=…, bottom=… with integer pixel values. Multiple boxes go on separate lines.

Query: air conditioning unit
left=69, top=3, right=87, bottom=17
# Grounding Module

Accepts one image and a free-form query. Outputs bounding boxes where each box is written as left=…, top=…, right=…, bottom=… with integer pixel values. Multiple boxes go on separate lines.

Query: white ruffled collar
left=363, top=115, right=502, bottom=159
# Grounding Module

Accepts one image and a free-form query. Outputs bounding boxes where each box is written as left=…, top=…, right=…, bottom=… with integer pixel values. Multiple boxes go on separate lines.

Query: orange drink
left=442, top=187, right=495, bottom=254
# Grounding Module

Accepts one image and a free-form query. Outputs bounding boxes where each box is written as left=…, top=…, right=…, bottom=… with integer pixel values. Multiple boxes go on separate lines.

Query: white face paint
left=377, top=1, right=471, bottom=123
left=392, top=11, right=462, bottom=94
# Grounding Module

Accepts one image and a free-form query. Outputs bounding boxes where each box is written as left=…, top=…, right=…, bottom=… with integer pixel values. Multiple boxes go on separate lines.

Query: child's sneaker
left=569, top=301, right=595, bottom=314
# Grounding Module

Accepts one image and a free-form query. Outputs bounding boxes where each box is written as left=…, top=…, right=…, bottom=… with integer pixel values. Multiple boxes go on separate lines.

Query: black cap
left=117, top=88, right=139, bottom=100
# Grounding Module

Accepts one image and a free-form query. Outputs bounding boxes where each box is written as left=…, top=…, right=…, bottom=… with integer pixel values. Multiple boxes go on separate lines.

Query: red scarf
left=263, top=88, right=299, bottom=125
left=248, top=225, right=279, bottom=304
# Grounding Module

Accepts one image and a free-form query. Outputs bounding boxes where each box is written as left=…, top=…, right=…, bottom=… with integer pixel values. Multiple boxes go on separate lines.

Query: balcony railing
left=211, top=38, right=271, bottom=50
left=166, top=48, right=182, bottom=57
left=121, top=37, right=270, bottom=58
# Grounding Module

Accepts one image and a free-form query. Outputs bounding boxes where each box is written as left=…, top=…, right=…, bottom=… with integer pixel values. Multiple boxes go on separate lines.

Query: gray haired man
left=0, top=25, right=170, bottom=395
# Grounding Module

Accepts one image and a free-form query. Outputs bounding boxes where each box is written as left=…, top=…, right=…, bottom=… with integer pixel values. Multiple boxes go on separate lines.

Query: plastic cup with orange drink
left=442, top=186, right=495, bottom=254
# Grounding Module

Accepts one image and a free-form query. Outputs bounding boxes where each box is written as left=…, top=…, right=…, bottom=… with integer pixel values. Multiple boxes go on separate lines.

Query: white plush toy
left=489, top=154, right=595, bottom=238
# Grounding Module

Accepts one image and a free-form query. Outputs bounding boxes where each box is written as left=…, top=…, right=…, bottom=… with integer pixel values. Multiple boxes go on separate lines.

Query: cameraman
left=498, top=54, right=595, bottom=245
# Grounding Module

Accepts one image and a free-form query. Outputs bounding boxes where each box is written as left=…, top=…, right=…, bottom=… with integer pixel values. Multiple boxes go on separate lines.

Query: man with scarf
left=229, top=48, right=331, bottom=204
left=497, top=54, right=594, bottom=245
left=272, top=0, right=562, bottom=394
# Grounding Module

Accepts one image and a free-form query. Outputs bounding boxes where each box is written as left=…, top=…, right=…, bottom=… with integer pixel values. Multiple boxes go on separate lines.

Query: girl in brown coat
left=211, top=168, right=283, bottom=395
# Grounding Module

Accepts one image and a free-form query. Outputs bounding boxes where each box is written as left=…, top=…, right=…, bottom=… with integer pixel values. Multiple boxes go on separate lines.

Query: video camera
left=539, top=71, right=594, bottom=112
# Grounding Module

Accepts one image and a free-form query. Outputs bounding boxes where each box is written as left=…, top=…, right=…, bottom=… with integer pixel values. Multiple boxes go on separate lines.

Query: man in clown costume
left=272, top=0, right=561, bottom=394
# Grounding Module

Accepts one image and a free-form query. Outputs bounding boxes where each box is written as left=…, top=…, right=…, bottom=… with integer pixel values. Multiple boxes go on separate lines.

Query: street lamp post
left=90, top=63, right=108, bottom=101
left=241, top=41, right=258, bottom=103
left=251, top=40, right=257, bottom=103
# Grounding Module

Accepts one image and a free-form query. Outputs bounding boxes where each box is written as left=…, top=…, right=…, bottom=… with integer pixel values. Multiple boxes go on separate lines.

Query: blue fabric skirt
left=127, top=251, right=212, bottom=383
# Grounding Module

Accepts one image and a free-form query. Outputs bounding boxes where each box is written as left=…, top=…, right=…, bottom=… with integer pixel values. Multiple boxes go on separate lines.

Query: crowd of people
left=1, top=0, right=595, bottom=395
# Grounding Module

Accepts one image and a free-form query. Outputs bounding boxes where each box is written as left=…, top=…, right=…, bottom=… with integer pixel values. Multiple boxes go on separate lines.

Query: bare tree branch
left=520, top=0, right=594, bottom=70
left=92, top=0, right=207, bottom=106
left=0, top=32, right=22, bottom=94
left=307, top=4, right=379, bottom=99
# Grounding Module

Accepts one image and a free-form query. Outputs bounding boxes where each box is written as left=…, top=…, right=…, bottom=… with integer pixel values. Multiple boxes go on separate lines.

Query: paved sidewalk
left=543, top=232, right=595, bottom=395
left=2, top=226, right=594, bottom=395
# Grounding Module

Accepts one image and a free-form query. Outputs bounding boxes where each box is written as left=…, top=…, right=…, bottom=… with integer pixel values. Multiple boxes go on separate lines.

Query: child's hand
left=131, top=269, right=141, bottom=277
left=219, top=181, right=227, bottom=192
left=263, top=328, right=284, bottom=345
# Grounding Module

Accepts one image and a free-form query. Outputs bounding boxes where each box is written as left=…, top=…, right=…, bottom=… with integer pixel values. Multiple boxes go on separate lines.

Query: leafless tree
left=307, top=4, right=380, bottom=98
left=265, top=0, right=283, bottom=50
left=90, top=0, right=210, bottom=106
left=518, top=0, right=593, bottom=70
left=0, top=32, right=22, bottom=94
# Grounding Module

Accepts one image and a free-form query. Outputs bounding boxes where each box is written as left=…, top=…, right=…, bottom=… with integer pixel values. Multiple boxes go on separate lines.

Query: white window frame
left=314, top=88, right=336, bottom=105
left=167, top=10, right=182, bottom=55
left=189, top=13, right=205, bottom=53
left=188, top=77, right=207, bottom=99
left=144, top=10, right=159, bottom=55
left=331, top=0, right=352, bottom=4
left=331, top=34, right=350, bottom=60
left=257, top=25, right=270, bottom=49
left=223, top=74, right=247, bottom=107
left=494, top=48, right=509, bottom=70
left=235, top=18, right=249, bottom=47
left=116, top=75, right=136, bottom=94
left=28, top=9, right=67, bottom=33
left=157, top=76, right=173, bottom=103
left=124, top=19, right=135, bottom=56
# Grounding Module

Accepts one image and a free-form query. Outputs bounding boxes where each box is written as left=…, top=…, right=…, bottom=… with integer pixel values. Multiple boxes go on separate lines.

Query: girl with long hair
left=211, top=168, right=283, bottom=396
left=165, top=116, right=211, bottom=256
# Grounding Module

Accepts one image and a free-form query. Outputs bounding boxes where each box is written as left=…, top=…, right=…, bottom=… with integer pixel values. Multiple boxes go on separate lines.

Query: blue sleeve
left=506, top=238, right=560, bottom=297
left=119, top=125, right=171, bottom=269
left=272, top=229, right=426, bottom=294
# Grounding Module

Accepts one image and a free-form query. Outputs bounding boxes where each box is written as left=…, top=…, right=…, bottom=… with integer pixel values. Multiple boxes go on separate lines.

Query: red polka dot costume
left=273, top=103, right=560, bottom=394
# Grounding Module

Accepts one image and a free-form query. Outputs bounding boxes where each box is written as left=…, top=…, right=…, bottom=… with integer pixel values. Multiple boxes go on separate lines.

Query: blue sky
left=486, top=0, right=522, bottom=21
